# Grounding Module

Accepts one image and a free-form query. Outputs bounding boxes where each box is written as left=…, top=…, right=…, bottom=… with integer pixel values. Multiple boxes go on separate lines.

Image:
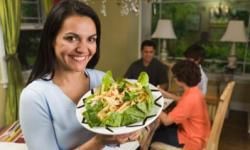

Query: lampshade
left=152, top=19, right=177, bottom=39
left=221, top=20, right=248, bottom=42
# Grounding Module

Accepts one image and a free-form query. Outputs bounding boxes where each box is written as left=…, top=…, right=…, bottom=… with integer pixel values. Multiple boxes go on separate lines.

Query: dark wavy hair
left=184, top=44, right=205, bottom=63
left=140, top=40, right=156, bottom=51
left=172, top=60, right=201, bottom=87
left=27, top=0, right=101, bottom=85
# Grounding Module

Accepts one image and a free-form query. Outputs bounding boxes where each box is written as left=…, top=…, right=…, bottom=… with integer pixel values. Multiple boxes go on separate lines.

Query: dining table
left=139, top=98, right=175, bottom=150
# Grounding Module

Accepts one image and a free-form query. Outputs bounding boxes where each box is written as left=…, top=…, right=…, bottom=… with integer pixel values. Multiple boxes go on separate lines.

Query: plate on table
left=75, top=80, right=164, bottom=135
left=163, top=98, right=174, bottom=109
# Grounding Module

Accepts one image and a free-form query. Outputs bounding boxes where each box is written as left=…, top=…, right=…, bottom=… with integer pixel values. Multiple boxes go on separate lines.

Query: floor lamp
left=152, top=19, right=177, bottom=62
left=221, top=20, right=248, bottom=73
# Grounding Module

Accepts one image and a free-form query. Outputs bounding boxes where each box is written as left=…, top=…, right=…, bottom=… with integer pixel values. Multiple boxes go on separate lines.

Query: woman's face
left=54, top=15, right=97, bottom=72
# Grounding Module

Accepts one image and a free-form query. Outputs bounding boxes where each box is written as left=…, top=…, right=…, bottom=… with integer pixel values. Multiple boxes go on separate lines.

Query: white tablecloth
left=0, top=141, right=139, bottom=150
left=103, top=141, right=139, bottom=150
left=0, top=142, right=27, bottom=150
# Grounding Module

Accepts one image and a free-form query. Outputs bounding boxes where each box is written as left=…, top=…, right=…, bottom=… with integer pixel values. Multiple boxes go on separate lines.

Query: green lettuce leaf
left=123, top=91, right=137, bottom=101
left=121, top=106, right=145, bottom=126
left=83, top=110, right=101, bottom=127
left=136, top=101, right=148, bottom=114
left=117, top=79, right=126, bottom=93
left=100, top=70, right=114, bottom=93
left=144, top=86, right=154, bottom=112
left=84, top=99, right=104, bottom=127
left=137, top=72, right=149, bottom=87
left=103, top=112, right=123, bottom=127
left=83, top=71, right=154, bottom=127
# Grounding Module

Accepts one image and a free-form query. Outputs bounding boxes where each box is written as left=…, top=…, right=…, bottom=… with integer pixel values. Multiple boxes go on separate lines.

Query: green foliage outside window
left=151, top=1, right=250, bottom=73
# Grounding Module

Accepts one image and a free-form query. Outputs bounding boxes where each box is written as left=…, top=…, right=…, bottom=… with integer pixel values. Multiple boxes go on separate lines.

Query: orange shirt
left=168, top=87, right=211, bottom=150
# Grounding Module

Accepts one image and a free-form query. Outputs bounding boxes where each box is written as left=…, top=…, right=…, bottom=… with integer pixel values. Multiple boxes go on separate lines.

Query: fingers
left=115, top=135, right=129, bottom=144
left=157, top=86, right=167, bottom=96
left=115, top=131, right=140, bottom=143
left=96, top=134, right=119, bottom=145
left=128, top=131, right=140, bottom=141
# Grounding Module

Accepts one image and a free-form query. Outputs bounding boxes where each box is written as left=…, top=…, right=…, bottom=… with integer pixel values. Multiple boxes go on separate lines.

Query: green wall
left=88, top=0, right=140, bottom=78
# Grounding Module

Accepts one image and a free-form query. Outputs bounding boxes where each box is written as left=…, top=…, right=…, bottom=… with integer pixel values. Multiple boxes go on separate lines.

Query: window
left=18, top=0, right=44, bottom=70
left=150, top=0, right=250, bottom=74
left=21, top=0, right=44, bottom=29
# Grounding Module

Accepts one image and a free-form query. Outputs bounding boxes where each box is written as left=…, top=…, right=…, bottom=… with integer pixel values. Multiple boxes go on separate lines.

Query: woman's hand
left=115, top=130, right=141, bottom=143
left=93, top=131, right=141, bottom=147
left=94, top=134, right=119, bottom=145
left=75, top=134, right=120, bottom=150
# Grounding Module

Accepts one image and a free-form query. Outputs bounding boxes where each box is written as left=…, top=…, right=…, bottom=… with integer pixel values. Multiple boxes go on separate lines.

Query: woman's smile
left=54, top=15, right=97, bottom=72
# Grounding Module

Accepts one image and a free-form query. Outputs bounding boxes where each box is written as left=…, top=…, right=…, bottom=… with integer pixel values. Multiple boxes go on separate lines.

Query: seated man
left=124, top=40, right=168, bottom=90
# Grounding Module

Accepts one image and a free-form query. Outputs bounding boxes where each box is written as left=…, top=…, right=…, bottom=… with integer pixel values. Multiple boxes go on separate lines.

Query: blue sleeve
left=19, top=88, right=60, bottom=150
left=86, top=69, right=105, bottom=89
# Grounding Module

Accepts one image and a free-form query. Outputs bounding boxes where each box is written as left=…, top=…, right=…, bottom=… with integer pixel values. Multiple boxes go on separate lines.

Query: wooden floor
left=219, top=110, right=250, bottom=150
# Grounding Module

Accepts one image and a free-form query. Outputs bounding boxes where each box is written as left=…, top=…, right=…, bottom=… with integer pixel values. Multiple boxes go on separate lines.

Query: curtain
left=53, top=0, right=61, bottom=5
left=42, top=0, right=53, bottom=16
left=42, top=0, right=60, bottom=18
left=0, top=0, right=23, bottom=125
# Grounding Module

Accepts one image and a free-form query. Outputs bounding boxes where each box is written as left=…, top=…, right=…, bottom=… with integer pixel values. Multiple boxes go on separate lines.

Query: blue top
left=19, top=69, right=105, bottom=150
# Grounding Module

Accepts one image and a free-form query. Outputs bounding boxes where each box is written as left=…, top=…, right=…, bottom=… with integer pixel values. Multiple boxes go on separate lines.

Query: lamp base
left=160, top=51, right=168, bottom=62
left=227, top=55, right=237, bottom=69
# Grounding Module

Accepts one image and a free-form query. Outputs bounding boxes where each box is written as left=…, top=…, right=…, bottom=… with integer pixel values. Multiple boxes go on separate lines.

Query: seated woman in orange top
left=152, top=60, right=211, bottom=150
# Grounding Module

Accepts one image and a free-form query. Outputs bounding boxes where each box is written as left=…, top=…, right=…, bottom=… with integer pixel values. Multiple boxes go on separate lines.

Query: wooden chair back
left=206, top=95, right=219, bottom=122
left=205, top=78, right=224, bottom=122
left=205, top=81, right=235, bottom=150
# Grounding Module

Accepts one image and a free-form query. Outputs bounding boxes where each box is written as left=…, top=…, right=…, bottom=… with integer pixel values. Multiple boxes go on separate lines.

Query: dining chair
left=205, top=79, right=222, bottom=122
left=206, top=95, right=219, bottom=122
left=150, top=81, right=235, bottom=150
left=205, top=81, right=235, bottom=150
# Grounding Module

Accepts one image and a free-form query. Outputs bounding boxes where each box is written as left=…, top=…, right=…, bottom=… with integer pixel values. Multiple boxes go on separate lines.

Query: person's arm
left=159, top=112, right=174, bottom=126
left=19, top=88, right=60, bottom=150
left=75, top=135, right=104, bottom=150
left=76, top=131, right=140, bottom=150
left=75, top=134, right=123, bottom=150
left=20, top=88, right=138, bottom=150
left=159, top=83, right=168, bottom=91
left=158, top=86, right=180, bottom=101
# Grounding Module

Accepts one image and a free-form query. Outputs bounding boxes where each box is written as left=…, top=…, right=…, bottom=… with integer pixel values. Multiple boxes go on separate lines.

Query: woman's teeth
left=73, top=56, right=86, bottom=61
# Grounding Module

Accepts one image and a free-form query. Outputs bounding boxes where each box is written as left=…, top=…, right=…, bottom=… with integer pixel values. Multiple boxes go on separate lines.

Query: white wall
left=0, top=22, right=8, bottom=127
left=141, top=1, right=152, bottom=42
left=0, top=22, right=8, bottom=87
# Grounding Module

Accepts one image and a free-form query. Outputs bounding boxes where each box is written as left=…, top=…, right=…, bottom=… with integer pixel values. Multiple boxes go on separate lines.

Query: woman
left=152, top=60, right=210, bottom=150
left=19, top=0, right=137, bottom=149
